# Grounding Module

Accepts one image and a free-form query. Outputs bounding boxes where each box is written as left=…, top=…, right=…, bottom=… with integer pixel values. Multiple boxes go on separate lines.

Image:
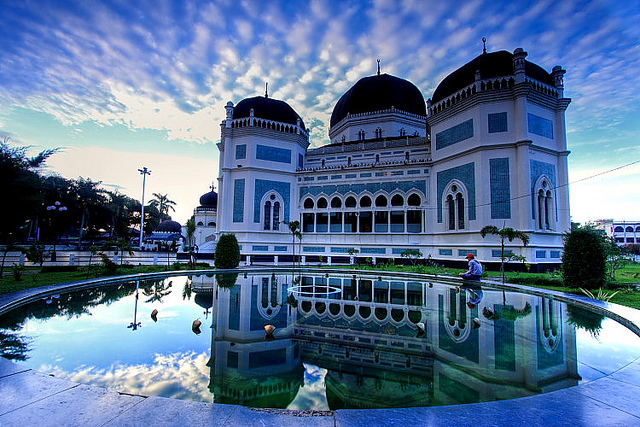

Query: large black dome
left=233, top=96, right=305, bottom=130
left=199, top=190, right=218, bottom=208
left=330, top=73, right=426, bottom=128
left=431, top=50, right=554, bottom=103
left=155, top=220, right=182, bottom=233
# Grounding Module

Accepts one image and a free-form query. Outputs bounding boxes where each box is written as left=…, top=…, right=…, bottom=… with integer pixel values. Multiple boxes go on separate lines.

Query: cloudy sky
left=1, top=0, right=639, bottom=225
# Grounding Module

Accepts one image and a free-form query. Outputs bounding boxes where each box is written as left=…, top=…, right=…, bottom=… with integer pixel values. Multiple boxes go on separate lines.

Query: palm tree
left=480, top=225, right=530, bottom=283
left=285, top=220, right=302, bottom=268
left=150, top=193, right=176, bottom=219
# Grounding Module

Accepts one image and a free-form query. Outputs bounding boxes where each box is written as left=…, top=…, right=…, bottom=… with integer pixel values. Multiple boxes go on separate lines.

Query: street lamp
left=46, top=201, right=67, bottom=261
left=138, top=167, right=151, bottom=250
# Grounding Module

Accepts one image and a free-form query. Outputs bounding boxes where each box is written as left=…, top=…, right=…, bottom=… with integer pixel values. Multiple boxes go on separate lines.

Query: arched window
left=407, top=194, right=421, bottom=206
left=400, top=128, right=406, bottom=137
left=317, top=197, right=328, bottom=208
left=375, top=154, right=380, bottom=163
left=321, top=159, right=326, bottom=167
left=358, top=129, right=365, bottom=140
left=375, top=195, right=388, bottom=207
left=405, top=151, right=410, bottom=161
left=614, top=226, right=624, bottom=232
left=341, top=135, right=346, bottom=143
left=626, top=226, right=634, bottom=233
left=347, top=157, right=352, bottom=166
left=444, top=183, right=466, bottom=230
left=391, top=194, right=404, bottom=206
left=304, top=198, right=314, bottom=209
left=331, top=197, right=342, bottom=208
left=345, top=196, right=357, bottom=208
left=375, top=127, right=382, bottom=138
left=360, top=196, right=372, bottom=207
left=263, top=193, right=283, bottom=231
left=535, top=178, right=555, bottom=230
left=263, top=201, right=271, bottom=230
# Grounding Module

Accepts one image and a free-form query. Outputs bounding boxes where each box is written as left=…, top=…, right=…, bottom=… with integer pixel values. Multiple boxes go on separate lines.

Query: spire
left=377, top=59, right=381, bottom=75
left=265, top=82, right=268, bottom=98
left=482, top=37, right=487, bottom=54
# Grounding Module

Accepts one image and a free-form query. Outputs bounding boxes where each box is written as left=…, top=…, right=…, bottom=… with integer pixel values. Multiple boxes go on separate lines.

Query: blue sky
left=1, top=0, right=639, bottom=225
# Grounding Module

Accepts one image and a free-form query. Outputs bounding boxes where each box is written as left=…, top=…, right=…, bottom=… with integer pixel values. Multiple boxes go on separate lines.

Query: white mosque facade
left=196, top=47, right=571, bottom=270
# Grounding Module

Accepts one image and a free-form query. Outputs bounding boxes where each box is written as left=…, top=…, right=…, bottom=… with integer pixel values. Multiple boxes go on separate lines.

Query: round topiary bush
left=214, top=233, right=241, bottom=269
left=562, top=227, right=606, bottom=289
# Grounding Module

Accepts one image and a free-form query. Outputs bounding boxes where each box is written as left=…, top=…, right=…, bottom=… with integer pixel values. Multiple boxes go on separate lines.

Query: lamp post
left=46, top=201, right=67, bottom=262
left=138, top=167, right=151, bottom=250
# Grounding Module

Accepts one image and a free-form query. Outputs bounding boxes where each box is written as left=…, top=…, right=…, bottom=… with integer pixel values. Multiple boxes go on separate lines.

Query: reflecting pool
left=1, top=270, right=639, bottom=410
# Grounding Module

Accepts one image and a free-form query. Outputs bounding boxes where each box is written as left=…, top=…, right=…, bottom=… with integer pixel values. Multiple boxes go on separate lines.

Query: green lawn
left=2, top=262, right=639, bottom=309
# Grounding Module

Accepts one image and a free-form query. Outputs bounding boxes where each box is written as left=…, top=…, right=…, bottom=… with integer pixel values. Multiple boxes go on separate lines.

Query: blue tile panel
left=457, top=249, right=477, bottom=257
left=435, top=119, right=474, bottom=150
left=407, top=170, right=421, bottom=175
left=300, top=180, right=427, bottom=199
left=256, top=144, right=291, bottom=163
left=317, top=176, right=328, bottom=181
left=252, top=245, right=268, bottom=251
left=233, top=179, right=245, bottom=223
left=235, top=144, right=246, bottom=160
left=274, top=246, right=288, bottom=252
left=361, top=248, right=386, bottom=254
left=360, top=173, right=372, bottom=178
left=303, top=246, right=325, bottom=253
left=550, top=251, right=561, bottom=258
left=345, top=174, right=357, bottom=179
left=254, top=179, right=290, bottom=223
left=392, top=248, right=411, bottom=254
left=528, top=113, right=553, bottom=139
left=303, top=177, right=314, bottom=181
left=439, top=249, right=453, bottom=256
left=536, top=250, right=546, bottom=258
left=298, top=153, right=304, bottom=168
left=331, top=175, right=342, bottom=180
left=530, top=160, right=557, bottom=219
left=488, top=112, right=508, bottom=133
left=331, top=247, right=353, bottom=253
left=436, top=163, right=476, bottom=223
left=489, top=158, right=511, bottom=219
left=492, top=250, right=514, bottom=257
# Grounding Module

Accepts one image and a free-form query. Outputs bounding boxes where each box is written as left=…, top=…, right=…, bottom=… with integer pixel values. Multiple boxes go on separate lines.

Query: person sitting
left=459, top=253, right=483, bottom=281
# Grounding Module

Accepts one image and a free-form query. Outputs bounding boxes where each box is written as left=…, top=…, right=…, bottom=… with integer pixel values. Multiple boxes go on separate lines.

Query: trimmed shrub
left=214, top=234, right=240, bottom=269
left=562, top=227, right=606, bottom=289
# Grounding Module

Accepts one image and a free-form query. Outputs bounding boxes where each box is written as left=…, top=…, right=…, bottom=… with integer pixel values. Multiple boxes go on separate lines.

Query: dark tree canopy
left=215, top=234, right=240, bottom=269
left=562, top=227, right=606, bottom=289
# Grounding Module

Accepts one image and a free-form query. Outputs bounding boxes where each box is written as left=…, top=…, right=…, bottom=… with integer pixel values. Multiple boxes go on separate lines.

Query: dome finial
left=377, top=59, right=381, bottom=76
left=482, top=37, right=487, bottom=54
left=265, top=82, right=268, bottom=98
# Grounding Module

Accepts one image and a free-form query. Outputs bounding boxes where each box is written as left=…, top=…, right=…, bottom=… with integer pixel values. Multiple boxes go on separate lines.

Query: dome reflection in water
left=1, top=271, right=639, bottom=410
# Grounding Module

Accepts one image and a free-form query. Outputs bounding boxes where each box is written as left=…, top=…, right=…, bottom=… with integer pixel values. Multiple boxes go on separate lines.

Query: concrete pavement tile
left=0, top=383, right=143, bottom=427
left=572, top=376, right=640, bottom=418
left=0, top=370, right=76, bottom=415
left=0, top=358, right=29, bottom=378
left=608, top=358, right=640, bottom=387
left=224, top=407, right=336, bottom=427
left=103, top=396, right=239, bottom=427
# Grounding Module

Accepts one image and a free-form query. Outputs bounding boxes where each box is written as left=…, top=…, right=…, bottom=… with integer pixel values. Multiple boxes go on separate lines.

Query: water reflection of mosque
left=190, top=272, right=579, bottom=409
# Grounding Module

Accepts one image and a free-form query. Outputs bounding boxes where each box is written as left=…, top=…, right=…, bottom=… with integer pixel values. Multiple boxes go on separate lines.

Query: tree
left=185, top=216, right=197, bottom=267
left=480, top=225, right=530, bottom=283
left=72, top=177, right=106, bottom=245
left=215, top=234, right=240, bottom=269
left=401, top=249, right=423, bottom=266
left=149, top=193, right=176, bottom=220
left=0, top=138, right=56, bottom=242
left=562, top=226, right=606, bottom=289
left=284, top=221, right=302, bottom=267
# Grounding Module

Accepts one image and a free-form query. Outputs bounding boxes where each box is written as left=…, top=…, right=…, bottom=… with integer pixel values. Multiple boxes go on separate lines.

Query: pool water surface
left=1, top=270, right=639, bottom=410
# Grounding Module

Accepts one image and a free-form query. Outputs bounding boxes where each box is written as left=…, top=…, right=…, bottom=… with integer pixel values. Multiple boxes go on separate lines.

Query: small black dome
left=233, top=96, right=305, bottom=130
left=330, top=73, right=426, bottom=127
left=155, top=220, right=182, bottom=233
left=199, top=190, right=218, bottom=208
left=431, top=50, right=554, bottom=103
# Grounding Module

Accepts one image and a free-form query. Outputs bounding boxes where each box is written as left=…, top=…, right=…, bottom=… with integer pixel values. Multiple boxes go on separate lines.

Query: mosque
left=192, top=46, right=571, bottom=270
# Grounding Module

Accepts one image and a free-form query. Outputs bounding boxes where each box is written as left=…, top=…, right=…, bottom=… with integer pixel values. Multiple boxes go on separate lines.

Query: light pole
left=138, top=167, right=151, bottom=250
left=46, top=201, right=67, bottom=261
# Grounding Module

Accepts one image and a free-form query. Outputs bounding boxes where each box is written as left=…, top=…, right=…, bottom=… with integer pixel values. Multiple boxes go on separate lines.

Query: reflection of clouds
left=41, top=351, right=212, bottom=402
left=287, top=363, right=329, bottom=411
